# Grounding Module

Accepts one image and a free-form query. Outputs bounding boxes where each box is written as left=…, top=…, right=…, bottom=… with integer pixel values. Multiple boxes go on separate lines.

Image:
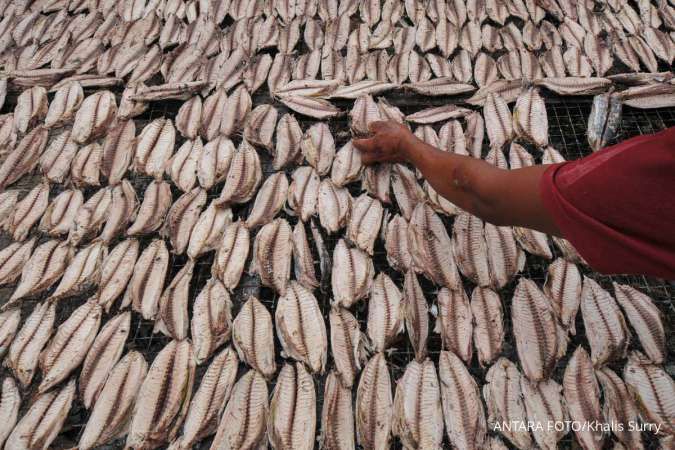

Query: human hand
left=352, top=121, right=415, bottom=165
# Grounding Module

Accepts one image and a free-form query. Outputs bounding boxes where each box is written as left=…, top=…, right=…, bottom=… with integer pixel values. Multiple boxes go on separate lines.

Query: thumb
left=368, top=121, right=388, bottom=134
left=352, top=137, right=378, bottom=154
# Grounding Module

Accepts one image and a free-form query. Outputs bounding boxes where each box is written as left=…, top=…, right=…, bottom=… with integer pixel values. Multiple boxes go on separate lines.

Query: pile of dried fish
left=0, top=0, right=672, bottom=448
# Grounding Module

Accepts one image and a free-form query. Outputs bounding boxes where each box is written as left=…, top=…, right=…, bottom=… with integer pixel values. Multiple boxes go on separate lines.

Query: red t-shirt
left=539, top=126, right=675, bottom=279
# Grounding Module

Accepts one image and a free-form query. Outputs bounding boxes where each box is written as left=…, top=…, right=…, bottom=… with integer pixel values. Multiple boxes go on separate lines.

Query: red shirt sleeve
left=539, top=126, right=675, bottom=279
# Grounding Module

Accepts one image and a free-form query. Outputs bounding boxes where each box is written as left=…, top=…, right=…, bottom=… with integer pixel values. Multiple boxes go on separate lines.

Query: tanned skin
left=352, top=121, right=562, bottom=237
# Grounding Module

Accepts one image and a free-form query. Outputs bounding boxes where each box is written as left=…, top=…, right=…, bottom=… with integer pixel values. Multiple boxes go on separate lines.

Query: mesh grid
left=0, top=84, right=673, bottom=449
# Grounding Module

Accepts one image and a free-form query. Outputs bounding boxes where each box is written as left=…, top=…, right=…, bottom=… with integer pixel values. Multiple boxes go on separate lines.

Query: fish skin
left=38, top=300, right=101, bottom=393
left=175, top=95, right=202, bottom=139
left=617, top=82, right=675, bottom=109
left=362, top=162, right=392, bottom=204
left=71, top=142, right=102, bottom=187
left=212, top=220, right=249, bottom=291
left=520, top=378, right=568, bottom=450
left=9, top=240, right=73, bottom=305
left=484, top=222, right=525, bottom=289
left=563, top=347, right=605, bottom=450
left=384, top=214, right=413, bottom=273
left=127, top=340, right=196, bottom=450
left=356, top=353, right=393, bottom=450
left=301, top=122, right=336, bottom=175
left=44, top=81, right=83, bottom=128
left=274, top=113, right=303, bottom=170
left=403, top=270, right=429, bottom=362
left=347, top=194, right=383, bottom=256
left=588, top=92, right=622, bottom=152
left=613, top=283, right=665, bottom=364
left=99, top=179, right=138, bottom=244
left=484, top=358, right=533, bottom=450
left=167, top=138, right=202, bottom=192
left=78, top=351, right=148, bottom=450
left=331, top=141, right=363, bottom=187
left=288, top=165, right=321, bottom=221
left=0, top=126, right=48, bottom=190
left=367, top=273, right=404, bottom=353
left=215, top=139, right=262, bottom=207
left=350, top=94, right=381, bottom=137
left=406, top=104, right=472, bottom=124
left=483, top=92, right=514, bottom=149
left=391, top=164, right=425, bottom=221
left=246, top=172, right=289, bottom=229
left=5, top=301, right=54, bottom=387
left=170, top=347, right=238, bottom=450
left=435, top=287, right=473, bottom=363
left=155, top=261, right=194, bottom=341
left=162, top=187, right=207, bottom=255
left=317, top=178, right=351, bottom=235
left=198, top=136, right=235, bottom=190
left=439, top=350, right=486, bottom=450
left=0, top=377, right=20, bottom=448
left=4, top=181, right=49, bottom=242
left=79, top=311, right=130, bottom=409
left=127, top=180, right=173, bottom=236
left=320, top=371, right=355, bottom=450
left=48, top=241, right=107, bottom=301
left=623, top=351, right=675, bottom=436
left=232, top=296, right=277, bottom=379
left=393, top=359, right=444, bottom=450
left=595, top=367, right=644, bottom=450
left=14, top=86, right=48, bottom=134
left=191, top=278, right=232, bottom=365
left=543, top=258, right=582, bottom=335
left=72, top=90, right=117, bottom=144
left=329, top=305, right=367, bottom=389
left=581, top=277, right=629, bottom=366
left=134, top=117, right=176, bottom=180
left=251, top=218, right=293, bottom=295
left=534, top=77, right=612, bottom=96
left=331, top=238, right=374, bottom=308
left=210, top=369, right=269, bottom=450
left=126, top=239, right=169, bottom=320
left=292, top=221, right=320, bottom=289
left=329, top=80, right=398, bottom=99
left=465, top=79, right=524, bottom=106
left=5, top=378, right=75, bottom=450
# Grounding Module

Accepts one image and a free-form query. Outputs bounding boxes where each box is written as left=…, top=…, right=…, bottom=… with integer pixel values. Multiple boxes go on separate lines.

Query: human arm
left=352, top=121, right=562, bottom=236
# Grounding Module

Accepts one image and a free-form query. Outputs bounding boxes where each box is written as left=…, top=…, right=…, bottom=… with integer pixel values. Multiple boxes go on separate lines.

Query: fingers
left=360, top=150, right=381, bottom=165
left=368, top=120, right=389, bottom=134
left=352, top=137, right=378, bottom=153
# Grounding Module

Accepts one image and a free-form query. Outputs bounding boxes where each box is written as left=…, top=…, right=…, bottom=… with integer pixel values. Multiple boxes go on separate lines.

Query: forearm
left=401, top=135, right=561, bottom=235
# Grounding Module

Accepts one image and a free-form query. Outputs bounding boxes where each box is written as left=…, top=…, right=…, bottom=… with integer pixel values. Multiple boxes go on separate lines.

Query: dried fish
left=162, top=188, right=207, bottom=254
left=232, top=296, right=276, bottom=379
left=49, top=241, right=107, bottom=301
left=187, top=202, right=232, bottom=260
left=521, top=378, right=568, bottom=450
left=288, top=166, right=321, bottom=222
left=212, top=220, right=249, bottom=291
left=595, top=367, right=643, bottom=450
left=251, top=218, right=293, bottom=295
left=617, top=82, right=675, bottom=109
left=9, top=240, right=73, bottom=304
left=362, top=163, right=392, bottom=204
left=613, top=283, right=665, bottom=364
left=167, top=138, right=202, bottom=192
left=292, top=221, right=319, bottom=289
left=329, top=305, right=367, bottom=388
left=331, top=238, right=374, bottom=308
left=44, top=81, right=83, bottom=128
left=176, top=96, right=202, bottom=140
left=513, top=87, right=548, bottom=147
left=356, top=353, right=393, bottom=450
left=14, top=86, right=48, bottom=134
left=127, top=181, right=172, bottom=236
left=4, top=181, right=49, bottom=242
left=581, top=277, right=629, bottom=366
left=403, top=270, right=429, bottom=361
left=384, top=214, right=413, bottom=273
left=39, top=300, right=101, bottom=393
left=126, top=239, right=169, bottom=320
left=274, top=113, right=303, bottom=170
left=197, top=136, right=234, bottom=190
left=483, top=92, right=514, bottom=149
left=133, top=117, right=176, bottom=180
left=5, top=379, right=75, bottom=450
left=563, top=347, right=605, bottom=450
left=366, top=273, right=404, bottom=353
left=191, top=278, right=232, bottom=364
left=543, top=258, right=581, bottom=335
left=0, top=308, right=20, bottom=360
left=127, top=340, right=195, bottom=450
left=484, top=358, right=533, bottom=449
left=347, top=194, right=383, bottom=256
left=99, top=179, right=138, bottom=244
left=79, top=351, right=148, bottom=450
left=588, top=92, right=623, bottom=152
left=243, top=104, right=277, bottom=151
left=0, top=127, right=48, bottom=190
left=0, top=377, right=19, bottom=448
left=317, top=178, right=351, bottom=235
left=210, top=369, right=269, bottom=450
left=101, top=120, right=135, bottom=185
left=155, top=261, right=194, bottom=341
left=439, top=350, right=487, bottom=450
left=246, top=172, right=289, bottom=229
left=215, top=139, right=262, bottom=206
left=407, top=77, right=475, bottom=97
left=320, top=371, right=355, bottom=449
left=71, top=143, right=102, bottom=187
left=72, top=90, right=117, bottom=144
left=534, top=77, right=612, bottom=96
left=435, top=287, right=473, bottom=363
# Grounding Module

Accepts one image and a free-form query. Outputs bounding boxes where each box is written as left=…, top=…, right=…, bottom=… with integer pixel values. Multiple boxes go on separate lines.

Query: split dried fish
left=220, top=85, right=252, bottom=137
left=329, top=80, right=397, bottom=99
left=4, top=181, right=49, bottom=242
left=588, top=92, right=623, bottom=152
left=72, top=90, right=117, bottom=144
left=595, top=367, right=643, bottom=450
left=0, top=377, right=19, bottom=448
left=246, top=172, right=289, bottom=229
left=212, top=220, right=249, bottom=291
left=439, top=350, right=487, bottom=450
left=251, top=218, right=293, bottom=295
left=483, top=92, right=514, bottom=149
left=0, top=308, right=20, bottom=360
left=563, top=347, right=605, bottom=450
left=39, top=300, right=101, bottom=393
left=127, top=339, right=195, bottom=450
left=0, top=127, right=48, bottom=190
left=215, top=139, right=262, bottom=207
left=521, top=378, right=568, bottom=450
left=288, top=166, right=320, bottom=222
left=243, top=103, right=278, bottom=151
left=99, top=179, right=138, bottom=244
left=71, top=143, right=102, bottom=187
left=49, top=241, right=107, bottom=301
left=14, top=86, right=48, bottom=134
left=367, top=273, right=404, bottom=353
left=192, top=277, right=232, bottom=364
left=126, top=239, right=169, bottom=321
left=292, top=221, right=319, bottom=289
left=5, top=379, right=75, bottom=450
left=391, top=164, right=424, bottom=221
left=362, top=163, right=392, bottom=204
left=543, top=258, right=582, bottom=335
left=280, top=95, right=343, bottom=120
left=78, top=351, right=148, bottom=450
left=403, top=270, right=429, bottom=361
left=320, top=371, right=355, bottom=450
left=484, top=358, right=533, bottom=450
left=175, top=96, right=202, bottom=139
left=435, top=287, right=473, bottom=363
left=79, top=311, right=130, bottom=409
left=513, top=87, right=548, bottom=147
left=347, top=194, right=383, bottom=255
left=301, top=122, right=335, bottom=176
left=210, top=369, right=269, bottom=450
left=384, top=214, right=413, bottom=273
left=356, top=353, right=393, bottom=450
left=101, top=120, right=135, bottom=186
left=274, top=113, right=303, bottom=170
left=316, top=178, right=351, bottom=235
left=167, top=138, right=202, bottom=192
left=613, top=283, right=665, bottom=364
left=331, top=238, right=374, bottom=308
left=155, top=261, right=194, bottom=341
left=9, top=239, right=73, bottom=304
left=512, top=278, right=565, bottom=381
left=127, top=180, right=172, bottom=236
left=534, top=77, right=612, bottom=96
left=617, top=82, right=675, bottom=109
left=133, top=117, right=176, bottom=180
left=162, top=187, right=207, bottom=254
left=44, top=81, right=83, bottom=128
left=581, top=277, right=629, bottom=366
left=329, top=305, right=368, bottom=388
left=198, top=136, right=235, bottom=190
left=187, top=202, right=232, bottom=260
left=393, top=359, right=444, bottom=450
left=200, top=88, right=228, bottom=141
left=407, top=105, right=472, bottom=125
left=232, top=296, right=276, bottom=379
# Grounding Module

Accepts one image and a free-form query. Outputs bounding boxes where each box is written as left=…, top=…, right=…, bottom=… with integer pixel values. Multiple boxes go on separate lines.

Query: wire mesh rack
left=0, top=82, right=673, bottom=450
